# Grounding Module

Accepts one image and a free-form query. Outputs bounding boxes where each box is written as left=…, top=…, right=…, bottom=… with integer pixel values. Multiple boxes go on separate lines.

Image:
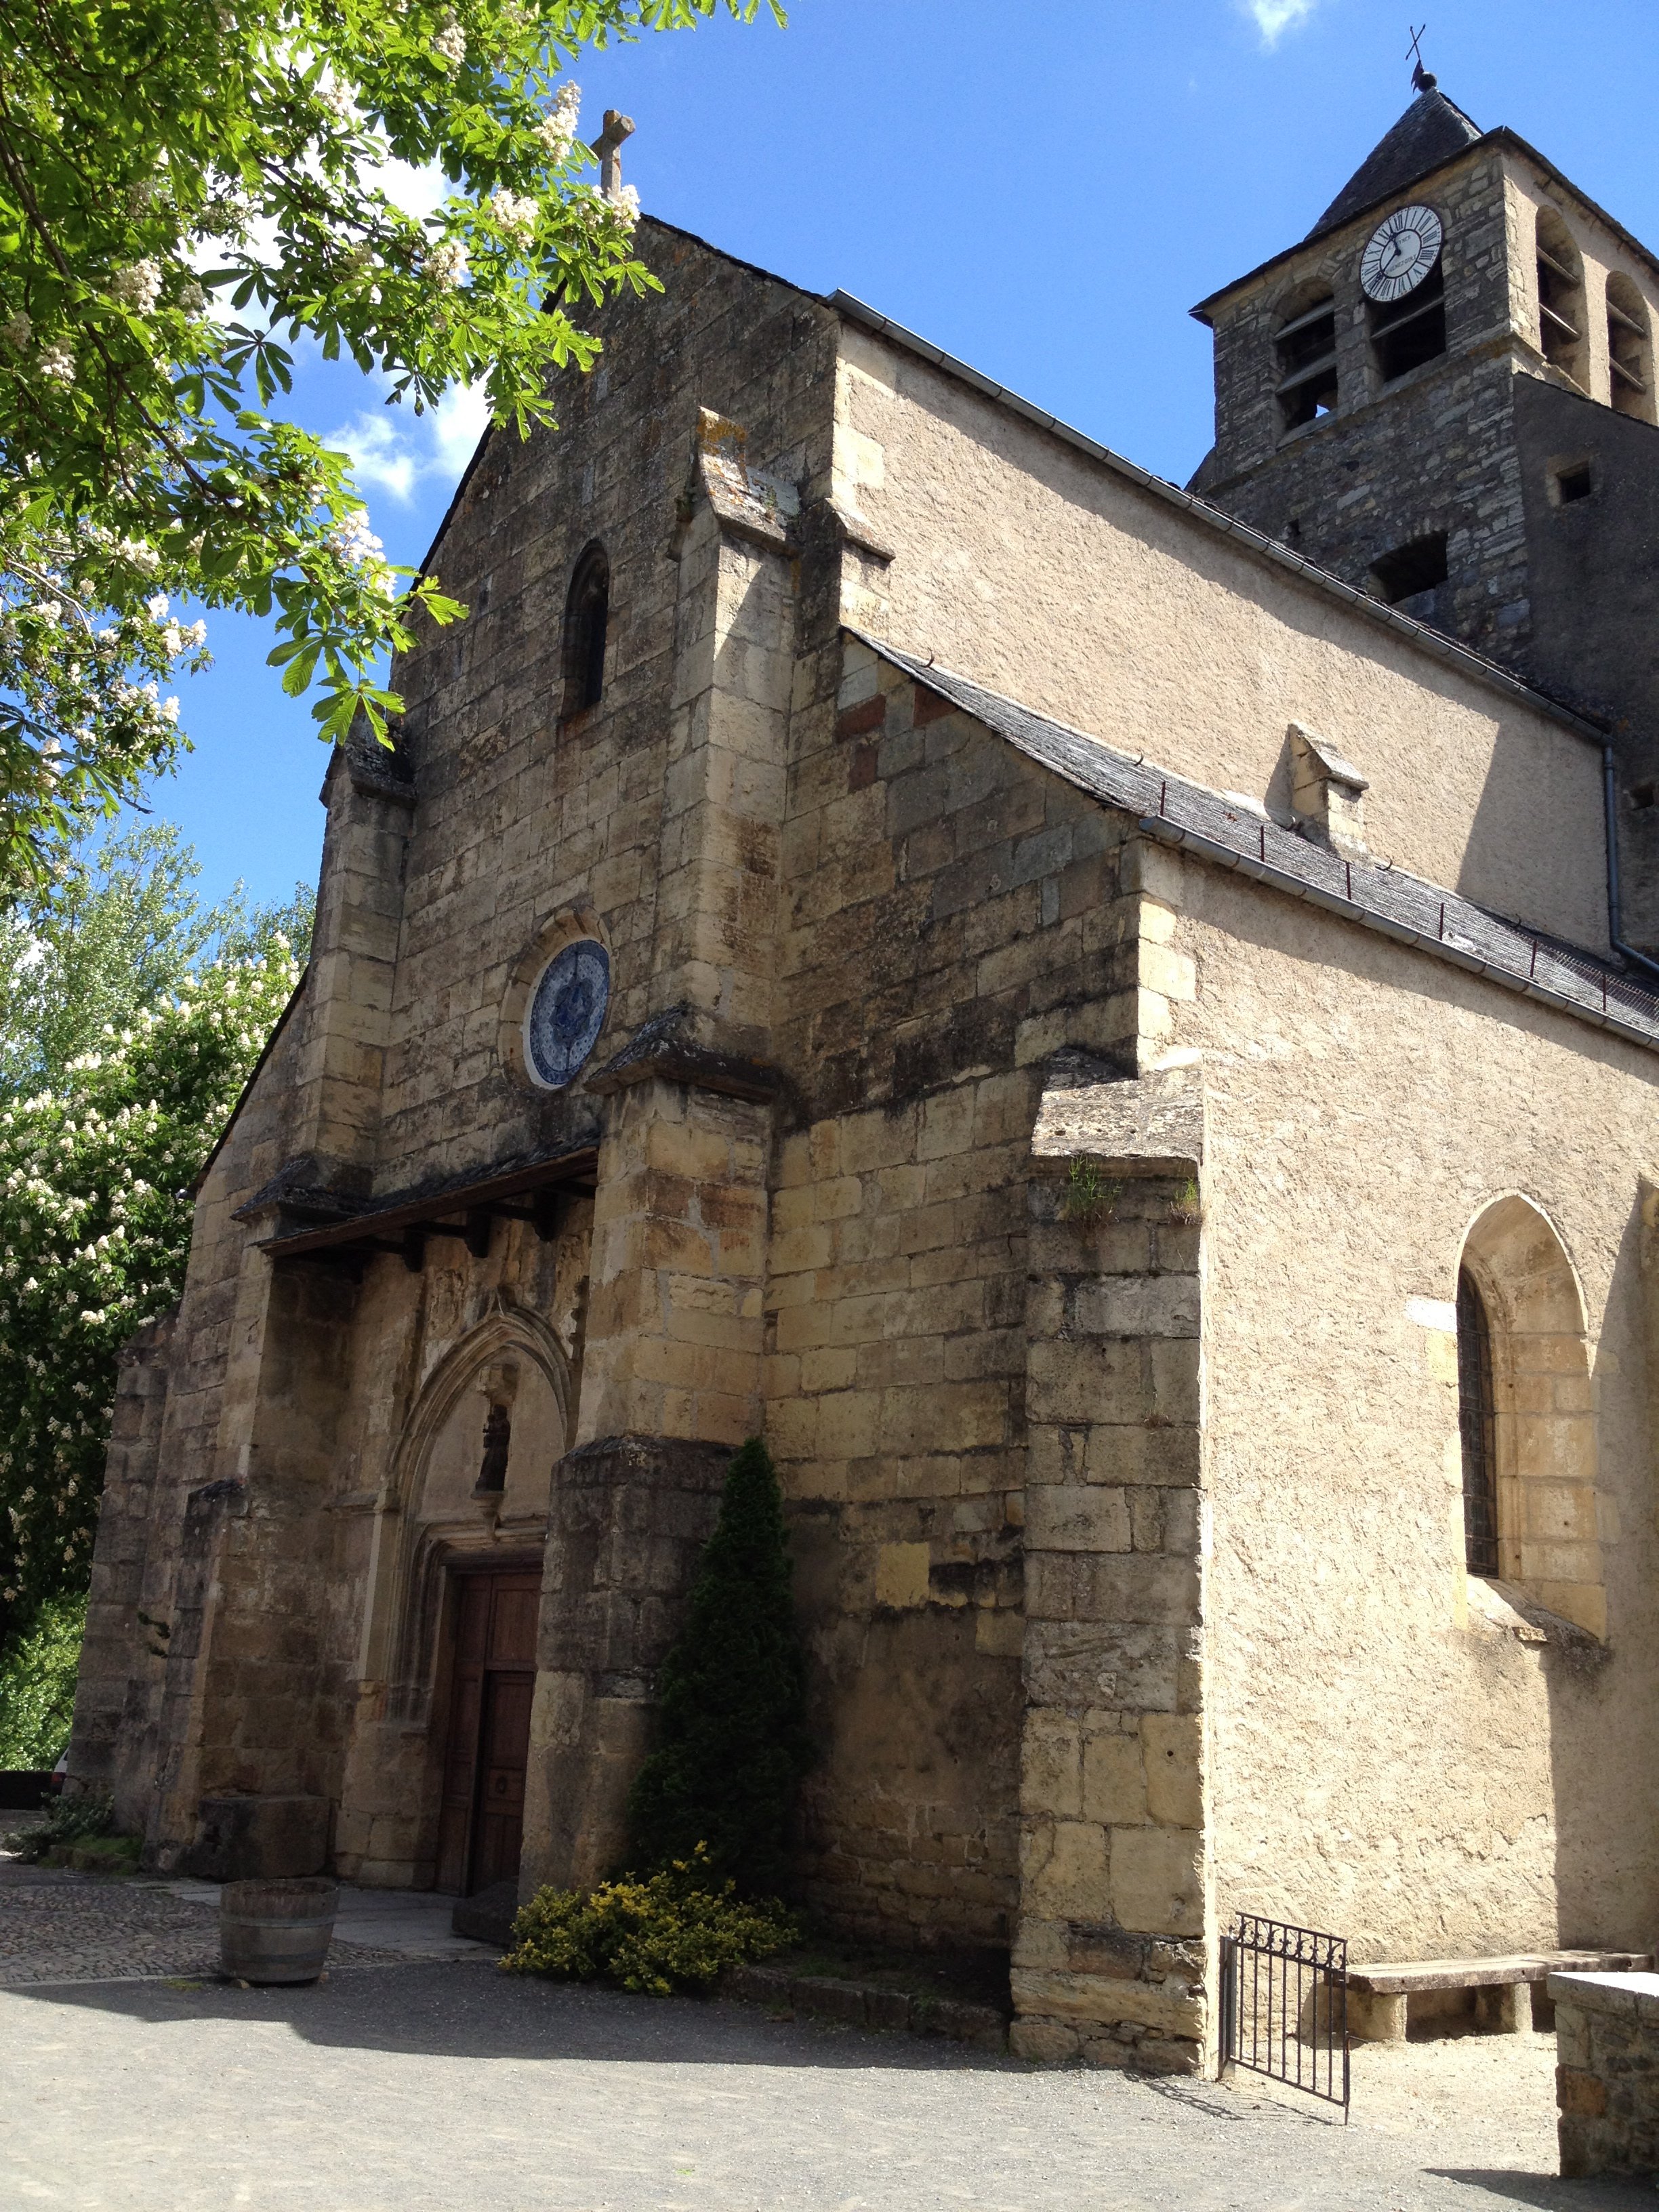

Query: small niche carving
left=474, top=1403, right=512, bottom=1496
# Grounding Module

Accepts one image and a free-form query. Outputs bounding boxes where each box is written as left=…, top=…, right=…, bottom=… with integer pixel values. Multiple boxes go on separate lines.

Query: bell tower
left=1189, top=75, right=1659, bottom=943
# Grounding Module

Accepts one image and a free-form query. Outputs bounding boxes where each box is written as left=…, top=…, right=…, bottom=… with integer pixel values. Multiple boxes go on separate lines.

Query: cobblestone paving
left=0, top=1866, right=405, bottom=1986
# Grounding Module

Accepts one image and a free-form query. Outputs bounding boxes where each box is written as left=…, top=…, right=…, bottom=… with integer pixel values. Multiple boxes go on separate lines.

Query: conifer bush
left=625, top=1435, right=812, bottom=1896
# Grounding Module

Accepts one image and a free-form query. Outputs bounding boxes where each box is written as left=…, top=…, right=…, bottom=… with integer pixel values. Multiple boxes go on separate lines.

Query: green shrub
left=626, top=1436, right=811, bottom=1894
left=5, top=1784, right=114, bottom=1862
left=500, top=1849, right=796, bottom=1997
left=0, top=1591, right=85, bottom=1767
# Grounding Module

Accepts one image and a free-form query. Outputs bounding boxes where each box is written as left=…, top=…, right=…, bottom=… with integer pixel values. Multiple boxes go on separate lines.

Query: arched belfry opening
left=1605, top=272, right=1654, bottom=421
left=1535, top=209, right=1587, bottom=388
left=1455, top=1196, right=1604, bottom=1639
left=1274, top=283, right=1338, bottom=432
left=562, top=541, right=609, bottom=718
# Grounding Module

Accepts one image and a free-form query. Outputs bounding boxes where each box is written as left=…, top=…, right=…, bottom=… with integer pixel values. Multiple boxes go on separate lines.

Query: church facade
left=69, top=89, right=1659, bottom=2075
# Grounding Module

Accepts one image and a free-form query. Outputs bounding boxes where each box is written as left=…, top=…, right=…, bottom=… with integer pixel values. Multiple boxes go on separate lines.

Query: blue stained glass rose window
left=525, top=939, right=611, bottom=1089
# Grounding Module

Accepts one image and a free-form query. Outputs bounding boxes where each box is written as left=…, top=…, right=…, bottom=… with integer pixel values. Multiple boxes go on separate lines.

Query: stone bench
left=1347, top=1951, right=1651, bottom=2042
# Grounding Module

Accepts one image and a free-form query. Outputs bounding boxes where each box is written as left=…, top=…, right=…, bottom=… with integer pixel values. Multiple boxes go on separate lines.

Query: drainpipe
left=1603, top=744, right=1659, bottom=987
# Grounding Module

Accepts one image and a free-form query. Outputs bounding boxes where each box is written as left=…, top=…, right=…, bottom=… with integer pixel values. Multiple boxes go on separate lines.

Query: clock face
left=525, top=939, right=610, bottom=1089
left=1360, top=204, right=1445, bottom=303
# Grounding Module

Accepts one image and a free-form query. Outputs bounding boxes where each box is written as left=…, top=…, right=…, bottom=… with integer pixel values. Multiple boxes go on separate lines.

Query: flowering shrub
left=0, top=935, right=301, bottom=1639
left=500, top=1848, right=796, bottom=1996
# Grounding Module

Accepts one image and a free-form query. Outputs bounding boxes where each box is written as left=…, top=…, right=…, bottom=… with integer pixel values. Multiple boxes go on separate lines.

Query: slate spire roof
left=1307, top=84, right=1483, bottom=241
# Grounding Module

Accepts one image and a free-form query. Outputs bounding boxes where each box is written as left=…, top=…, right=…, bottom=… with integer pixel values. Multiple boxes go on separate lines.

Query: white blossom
left=490, top=189, right=539, bottom=247
left=426, top=235, right=468, bottom=291
left=432, top=19, right=467, bottom=66
left=330, top=511, right=384, bottom=566
left=316, top=77, right=355, bottom=125
left=146, top=593, right=169, bottom=621
left=111, top=261, right=164, bottom=314
left=537, top=82, right=581, bottom=159
left=616, top=185, right=640, bottom=232
left=116, top=537, right=161, bottom=575
left=37, top=342, right=76, bottom=386
left=177, top=278, right=208, bottom=316
left=1, top=310, right=31, bottom=351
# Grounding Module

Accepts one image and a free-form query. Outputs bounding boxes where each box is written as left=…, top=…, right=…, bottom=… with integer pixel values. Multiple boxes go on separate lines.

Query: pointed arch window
left=562, top=543, right=609, bottom=718
left=1456, top=1267, right=1499, bottom=1578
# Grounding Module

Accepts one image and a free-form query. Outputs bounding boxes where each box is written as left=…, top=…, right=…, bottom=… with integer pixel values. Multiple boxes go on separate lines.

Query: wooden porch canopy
left=260, top=1145, right=598, bottom=1272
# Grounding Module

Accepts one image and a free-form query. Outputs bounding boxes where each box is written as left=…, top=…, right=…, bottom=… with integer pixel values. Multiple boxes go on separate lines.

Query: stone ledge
left=721, top=1963, right=1006, bottom=2050
left=1550, top=1969, right=1659, bottom=2024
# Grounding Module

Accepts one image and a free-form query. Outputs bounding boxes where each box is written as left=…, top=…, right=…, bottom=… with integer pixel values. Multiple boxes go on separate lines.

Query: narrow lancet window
left=1457, top=1267, right=1499, bottom=1577
left=562, top=543, right=610, bottom=718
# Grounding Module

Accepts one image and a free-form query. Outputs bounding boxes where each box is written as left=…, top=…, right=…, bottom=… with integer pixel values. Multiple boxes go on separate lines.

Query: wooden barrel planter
left=220, top=1877, right=339, bottom=1985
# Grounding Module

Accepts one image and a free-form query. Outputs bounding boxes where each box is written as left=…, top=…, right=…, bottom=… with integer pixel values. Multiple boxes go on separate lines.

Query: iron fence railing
left=1221, top=1913, right=1350, bottom=2117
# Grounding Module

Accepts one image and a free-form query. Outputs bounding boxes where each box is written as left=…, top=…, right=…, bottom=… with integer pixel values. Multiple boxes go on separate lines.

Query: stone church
left=68, top=79, right=1659, bottom=2074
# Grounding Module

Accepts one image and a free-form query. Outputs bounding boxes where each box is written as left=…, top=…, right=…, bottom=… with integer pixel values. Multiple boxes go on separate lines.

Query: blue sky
left=155, top=0, right=1659, bottom=910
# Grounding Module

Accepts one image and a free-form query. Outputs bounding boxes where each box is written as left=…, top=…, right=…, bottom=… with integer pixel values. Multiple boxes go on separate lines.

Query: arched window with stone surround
left=562, top=541, right=609, bottom=718
left=1455, top=1196, right=1604, bottom=1639
left=1605, top=272, right=1654, bottom=421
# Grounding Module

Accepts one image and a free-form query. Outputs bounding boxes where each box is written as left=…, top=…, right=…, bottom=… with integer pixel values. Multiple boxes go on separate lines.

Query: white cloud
left=329, top=381, right=491, bottom=506
left=1246, top=0, right=1319, bottom=45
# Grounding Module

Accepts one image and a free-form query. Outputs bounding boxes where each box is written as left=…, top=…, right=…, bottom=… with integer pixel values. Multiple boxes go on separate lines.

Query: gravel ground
left=0, top=1865, right=409, bottom=1984
left=4, top=1961, right=1655, bottom=2212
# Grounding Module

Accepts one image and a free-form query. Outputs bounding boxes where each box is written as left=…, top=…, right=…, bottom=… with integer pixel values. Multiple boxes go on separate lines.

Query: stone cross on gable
left=591, top=108, right=636, bottom=201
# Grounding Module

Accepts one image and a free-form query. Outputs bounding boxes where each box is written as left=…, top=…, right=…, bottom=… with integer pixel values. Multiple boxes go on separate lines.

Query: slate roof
left=853, top=634, right=1659, bottom=1059
left=1308, top=86, right=1484, bottom=241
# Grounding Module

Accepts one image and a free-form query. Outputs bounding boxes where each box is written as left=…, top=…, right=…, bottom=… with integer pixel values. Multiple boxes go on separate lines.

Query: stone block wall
left=1553, top=1971, right=1659, bottom=2179
left=1012, top=1061, right=1208, bottom=2075
left=764, top=639, right=1141, bottom=1951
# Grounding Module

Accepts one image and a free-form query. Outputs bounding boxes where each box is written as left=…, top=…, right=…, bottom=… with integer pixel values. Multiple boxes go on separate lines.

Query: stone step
left=722, top=1962, right=1006, bottom=2050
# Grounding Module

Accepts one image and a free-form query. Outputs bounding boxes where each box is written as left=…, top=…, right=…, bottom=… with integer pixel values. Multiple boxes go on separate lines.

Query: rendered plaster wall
left=831, top=319, right=1610, bottom=955
left=1160, top=845, right=1659, bottom=1961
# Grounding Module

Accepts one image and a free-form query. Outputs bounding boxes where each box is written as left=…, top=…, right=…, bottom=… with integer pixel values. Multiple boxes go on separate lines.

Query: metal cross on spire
left=1407, top=23, right=1436, bottom=93
left=590, top=108, right=636, bottom=201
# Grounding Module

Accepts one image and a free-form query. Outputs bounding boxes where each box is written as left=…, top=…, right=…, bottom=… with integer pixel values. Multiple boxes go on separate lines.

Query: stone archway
left=335, top=1307, right=570, bottom=1887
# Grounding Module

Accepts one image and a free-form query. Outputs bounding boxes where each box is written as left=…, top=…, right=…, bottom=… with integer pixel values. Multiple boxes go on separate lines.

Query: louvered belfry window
left=1457, top=1268, right=1499, bottom=1577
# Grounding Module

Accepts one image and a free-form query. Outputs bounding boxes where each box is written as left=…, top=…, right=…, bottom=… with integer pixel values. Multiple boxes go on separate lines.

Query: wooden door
left=435, top=1567, right=541, bottom=1894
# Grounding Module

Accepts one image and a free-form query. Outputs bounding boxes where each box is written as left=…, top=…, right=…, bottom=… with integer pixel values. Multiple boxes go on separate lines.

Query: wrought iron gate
left=1220, top=1914, right=1350, bottom=2117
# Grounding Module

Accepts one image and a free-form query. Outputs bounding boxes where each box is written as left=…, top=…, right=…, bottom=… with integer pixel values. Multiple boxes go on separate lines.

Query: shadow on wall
left=1548, top=1190, right=1659, bottom=1952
